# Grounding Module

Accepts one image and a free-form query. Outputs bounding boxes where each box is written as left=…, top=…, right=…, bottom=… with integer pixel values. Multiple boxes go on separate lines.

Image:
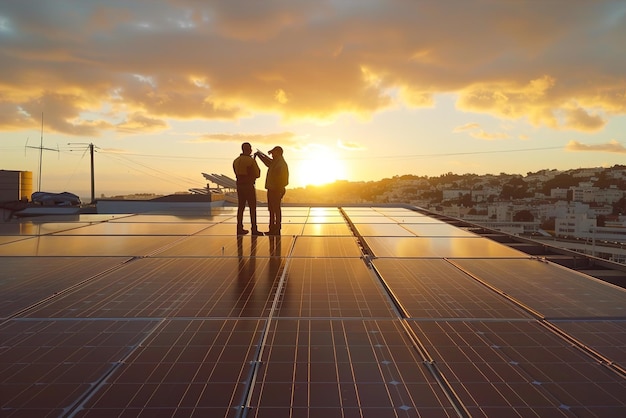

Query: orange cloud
left=453, top=123, right=480, bottom=133
left=194, top=131, right=300, bottom=147
left=116, top=112, right=168, bottom=133
left=469, top=130, right=510, bottom=141
left=338, top=140, right=366, bottom=150
left=0, top=1, right=624, bottom=136
left=563, top=107, right=606, bottom=132
left=566, top=140, right=626, bottom=153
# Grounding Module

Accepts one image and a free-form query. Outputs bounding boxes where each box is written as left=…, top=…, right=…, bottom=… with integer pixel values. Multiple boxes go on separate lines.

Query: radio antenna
left=25, top=113, right=59, bottom=192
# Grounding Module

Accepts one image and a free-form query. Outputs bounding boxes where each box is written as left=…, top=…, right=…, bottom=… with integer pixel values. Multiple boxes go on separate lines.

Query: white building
left=555, top=213, right=596, bottom=238
left=595, top=186, right=624, bottom=204
left=550, top=188, right=569, bottom=200
left=442, top=189, right=471, bottom=201
left=567, top=184, right=623, bottom=204
left=471, top=188, right=499, bottom=203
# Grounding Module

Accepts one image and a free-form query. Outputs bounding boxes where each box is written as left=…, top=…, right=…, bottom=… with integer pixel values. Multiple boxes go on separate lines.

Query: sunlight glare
left=295, top=147, right=346, bottom=186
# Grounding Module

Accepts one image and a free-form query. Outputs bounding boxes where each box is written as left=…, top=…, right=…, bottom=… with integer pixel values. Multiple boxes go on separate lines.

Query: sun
left=294, top=147, right=346, bottom=187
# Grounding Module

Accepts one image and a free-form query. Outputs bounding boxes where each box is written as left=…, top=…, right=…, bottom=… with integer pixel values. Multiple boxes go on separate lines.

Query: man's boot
left=251, top=225, right=264, bottom=236
left=237, top=225, right=249, bottom=235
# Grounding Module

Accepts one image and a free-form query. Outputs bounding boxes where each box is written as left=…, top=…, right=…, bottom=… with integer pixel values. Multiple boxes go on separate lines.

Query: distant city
left=284, top=165, right=626, bottom=263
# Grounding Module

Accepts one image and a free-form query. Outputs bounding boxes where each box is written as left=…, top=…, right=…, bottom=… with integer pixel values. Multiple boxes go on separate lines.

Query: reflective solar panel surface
left=1, top=205, right=625, bottom=417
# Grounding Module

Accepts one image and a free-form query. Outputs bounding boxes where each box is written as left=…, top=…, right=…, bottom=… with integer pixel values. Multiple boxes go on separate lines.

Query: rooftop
left=1, top=205, right=625, bottom=417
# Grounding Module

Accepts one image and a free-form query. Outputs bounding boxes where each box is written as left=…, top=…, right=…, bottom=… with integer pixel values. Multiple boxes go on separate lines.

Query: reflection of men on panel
left=233, top=142, right=263, bottom=236
left=236, top=235, right=258, bottom=315
left=256, top=146, right=289, bottom=235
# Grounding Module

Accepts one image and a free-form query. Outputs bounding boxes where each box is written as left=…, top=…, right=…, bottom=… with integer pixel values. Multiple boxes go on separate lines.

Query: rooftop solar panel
left=193, top=223, right=304, bottom=236
left=0, top=236, right=30, bottom=245
left=301, top=223, right=353, bottom=236
left=354, top=223, right=416, bottom=237
left=77, top=319, right=264, bottom=417
left=154, top=235, right=294, bottom=257
left=373, top=259, right=530, bottom=319
left=408, top=320, right=626, bottom=417
left=547, top=320, right=626, bottom=370
left=0, top=257, right=129, bottom=319
left=451, top=259, right=626, bottom=319
left=365, top=236, right=528, bottom=258
left=402, top=223, right=479, bottom=237
left=308, top=208, right=342, bottom=216
left=23, top=257, right=284, bottom=319
left=0, top=319, right=159, bottom=416
left=305, top=215, right=348, bottom=224
left=277, top=258, right=396, bottom=318
left=249, top=319, right=458, bottom=417
left=389, top=215, right=446, bottom=224
left=108, top=214, right=228, bottom=223
left=0, top=221, right=94, bottom=235
left=1, top=206, right=625, bottom=417
left=291, top=236, right=363, bottom=258
left=347, top=216, right=398, bottom=224
left=0, top=235, right=181, bottom=257
left=52, top=221, right=212, bottom=236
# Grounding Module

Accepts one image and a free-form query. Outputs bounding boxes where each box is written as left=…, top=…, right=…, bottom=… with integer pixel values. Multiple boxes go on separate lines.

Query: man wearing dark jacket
left=233, top=142, right=263, bottom=235
left=256, top=146, right=289, bottom=235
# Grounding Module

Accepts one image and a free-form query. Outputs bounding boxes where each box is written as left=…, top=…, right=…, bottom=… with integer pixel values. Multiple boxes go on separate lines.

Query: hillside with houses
left=285, top=165, right=626, bottom=260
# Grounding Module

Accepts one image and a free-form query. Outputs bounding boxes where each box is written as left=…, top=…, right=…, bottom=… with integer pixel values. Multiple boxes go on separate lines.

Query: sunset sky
left=1, top=0, right=625, bottom=197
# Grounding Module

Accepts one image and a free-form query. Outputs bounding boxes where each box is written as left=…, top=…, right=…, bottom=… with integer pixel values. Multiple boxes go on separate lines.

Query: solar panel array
left=1, top=206, right=625, bottom=417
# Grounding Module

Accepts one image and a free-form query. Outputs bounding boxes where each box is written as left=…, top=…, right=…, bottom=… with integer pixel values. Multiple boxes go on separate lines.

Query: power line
left=98, top=150, right=228, bottom=161
left=98, top=152, right=206, bottom=189
left=94, top=144, right=567, bottom=162
left=343, top=145, right=566, bottom=160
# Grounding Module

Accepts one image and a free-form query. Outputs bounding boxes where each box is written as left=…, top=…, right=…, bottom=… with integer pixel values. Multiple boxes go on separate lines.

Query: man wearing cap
left=256, top=146, right=289, bottom=235
left=233, top=142, right=263, bottom=235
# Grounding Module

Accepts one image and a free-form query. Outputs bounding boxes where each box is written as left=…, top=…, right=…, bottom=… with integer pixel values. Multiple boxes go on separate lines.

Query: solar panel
left=154, top=235, right=294, bottom=257
left=1, top=206, right=625, bottom=417
left=53, top=221, right=211, bottom=235
left=451, top=259, right=626, bottom=319
left=291, top=237, right=363, bottom=258
left=548, top=320, right=626, bottom=370
left=365, top=236, right=528, bottom=258
left=302, top=223, right=353, bottom=236
left=24, top=257, right=284, bottom=319
left=409, top=320, right=626, bottom=417
left=79, top=319, right=264, bottom=416
left=347, top=216, right=398, bottom=224
left=248, top=319, right=458, bottom=416
left=0, top=319, right=159, bottom=416
left=0, top=235, right=181, bottom=257
left=354, top=223, right=416, bottom=237
left=402, top=223, right=479, bottom=237
left=373, top=259, right=530, bottom=319
left=276, top=258, right=395, bottom=318
left=0, top=257, right=129, bottom=319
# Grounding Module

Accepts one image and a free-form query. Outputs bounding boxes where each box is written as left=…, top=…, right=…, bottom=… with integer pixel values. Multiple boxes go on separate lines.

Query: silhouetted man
left=233, top=142, right=262, bottom=235
left=256, top=146, right=289, bottom=235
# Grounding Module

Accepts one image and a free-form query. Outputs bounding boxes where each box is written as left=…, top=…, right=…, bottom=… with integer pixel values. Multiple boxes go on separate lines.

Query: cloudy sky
left=1, top=0, right=625, bottom=197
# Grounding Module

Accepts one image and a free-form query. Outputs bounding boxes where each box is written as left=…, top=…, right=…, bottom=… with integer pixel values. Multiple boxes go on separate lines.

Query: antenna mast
left=26, top=113, right=58, bottom=192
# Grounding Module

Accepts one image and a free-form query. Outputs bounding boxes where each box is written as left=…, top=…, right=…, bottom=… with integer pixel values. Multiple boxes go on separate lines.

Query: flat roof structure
left=1, top=206, right=625, bottom=417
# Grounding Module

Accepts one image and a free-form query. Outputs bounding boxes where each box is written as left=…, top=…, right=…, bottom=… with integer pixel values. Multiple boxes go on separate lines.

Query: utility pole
left=89, top=143, right=95, bottom=204
left=67, top=142, right=96, bottom=204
